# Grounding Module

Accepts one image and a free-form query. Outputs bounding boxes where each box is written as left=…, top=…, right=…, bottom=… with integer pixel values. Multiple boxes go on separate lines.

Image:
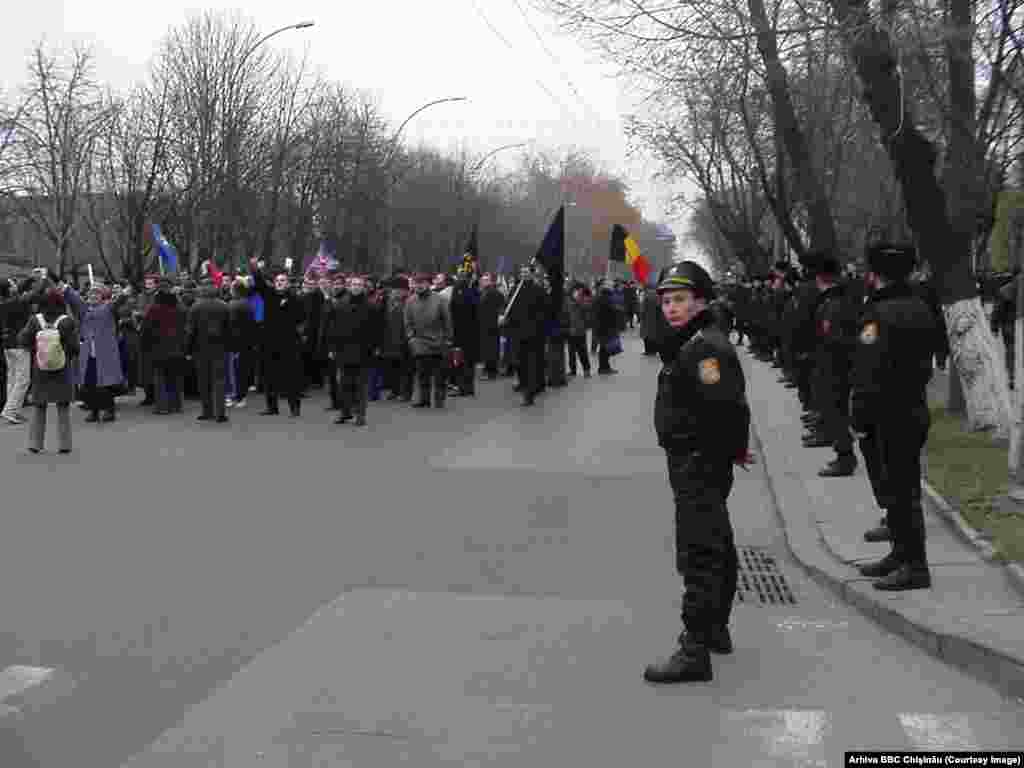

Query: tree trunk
left=747, top=0, right=837, bottom=253
left=827, top=0, right=1013, bottom=436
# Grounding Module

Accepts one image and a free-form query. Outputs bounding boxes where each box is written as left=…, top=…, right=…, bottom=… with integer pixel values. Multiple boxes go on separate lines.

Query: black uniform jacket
left=654, top=309, right=751, bottom=460
left=850, top=282, right=940, bottom=430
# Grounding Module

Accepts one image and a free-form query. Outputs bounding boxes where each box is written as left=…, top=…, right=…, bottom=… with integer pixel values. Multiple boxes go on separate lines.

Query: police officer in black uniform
left=852, top=243, right=938, bottom=591
left=644, top=262, right=753, bottom=684
left=811, top=255, right=859, bottom=476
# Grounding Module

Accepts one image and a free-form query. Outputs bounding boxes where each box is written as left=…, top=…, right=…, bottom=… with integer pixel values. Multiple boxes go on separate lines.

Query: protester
left=140, top=278, right=186, bottom=415
left=405, top=272, right=452, bottom=409
left=65, top=282, right=130, bottom=423
left=186, top=278, right=231, bottom=423
left=19, top=287, right=80, bottom=454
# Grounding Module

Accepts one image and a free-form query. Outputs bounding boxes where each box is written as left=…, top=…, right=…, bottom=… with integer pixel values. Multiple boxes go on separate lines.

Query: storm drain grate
left=736, top=547, right=797, bottom=605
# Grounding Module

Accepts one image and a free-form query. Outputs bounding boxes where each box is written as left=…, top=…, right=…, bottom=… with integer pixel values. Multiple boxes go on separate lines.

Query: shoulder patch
left=698, top=357, right=721, bottom=384
left=860, top=321, right=879, bottom=344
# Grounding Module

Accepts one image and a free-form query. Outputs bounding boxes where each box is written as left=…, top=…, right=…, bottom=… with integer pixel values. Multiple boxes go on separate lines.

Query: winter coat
left=567, top=296, right=589, bottom=337
left=379, top=296, right=409, bottom=359
left=186, top=295, right=231, bottom=359
left=478, top=287, right=505, bottom=365
left=140, top=292, right=187, bottom=363
left=252, top=271, right=305, bottom=353
left=1, top=279, right=43, bottom=349
left=404, top=291, right=452, bottom=357
left=18, top=310, right=80, bottom=404
left=593, top=290, right=620, bottom=340
left=641, top=291, right=663, bottom=340
left=502, top=280, right=547, bottom=341
left=449, top=282, right=480, bottom=359
left=227, top=298, right=256, bottom=353
left=64, top=288, right=125, bottom=389
left=324, top=294, right=380, bottom=366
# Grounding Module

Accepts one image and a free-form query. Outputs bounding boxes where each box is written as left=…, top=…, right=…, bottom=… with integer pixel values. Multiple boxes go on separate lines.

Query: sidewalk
left=745, top=350, right=1024, bottom=701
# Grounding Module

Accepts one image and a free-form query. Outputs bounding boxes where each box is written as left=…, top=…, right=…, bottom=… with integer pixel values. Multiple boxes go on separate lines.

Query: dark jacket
left=252, top=271, right=306, bottom=352
left=593, top=289, right=620, bottom=339
left=186, top=294, right=231, bottom=358
left=0, top=279, right=41, bottom=349
left=851, top=282, right=939, bottom=430
left=18, top=310, right=80, bottom=403
left=502, top=280, right=547, bottom=341
left=227, top=297, right=256, bottom=353
left=141, top=292, right=186, bottom=363
left=813, top=282, right=857, bottom=383
left=654, top=309, right=750, bottom=459
left=450, top=282, right=480, bottom=358
left=380, top=295, right=409, bottom=360
left=324, top=293, right=379, bottom=366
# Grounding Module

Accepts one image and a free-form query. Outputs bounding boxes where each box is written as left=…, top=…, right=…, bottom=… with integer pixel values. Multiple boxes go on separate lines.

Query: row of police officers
left=644, top=244, right=944, bottom=684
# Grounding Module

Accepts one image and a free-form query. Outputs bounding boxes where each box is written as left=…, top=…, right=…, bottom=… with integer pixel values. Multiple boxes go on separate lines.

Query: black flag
left=534, top=206, right=566, bottom=328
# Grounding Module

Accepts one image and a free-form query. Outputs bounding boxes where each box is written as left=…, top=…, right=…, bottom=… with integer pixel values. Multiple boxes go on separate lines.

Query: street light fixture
left=225, top=20, right=314, bottom=268
left=383, top=96, right=469, bottom=273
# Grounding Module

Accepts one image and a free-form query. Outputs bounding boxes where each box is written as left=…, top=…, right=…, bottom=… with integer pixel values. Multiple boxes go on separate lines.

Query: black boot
left=818, top=454, right=857, bottom=477
left=684, top=626, right=733, bottom=655
left=643, top=635, right=712, bottom=684
left=858, top=553, right=903, bottom=578
left=873, top=563, right=931, bottom=591
left=85, top=411, right=99, bottom=423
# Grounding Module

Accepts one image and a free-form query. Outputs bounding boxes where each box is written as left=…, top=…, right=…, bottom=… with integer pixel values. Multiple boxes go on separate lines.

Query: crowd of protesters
left=0, top=257, right=649, bottom=451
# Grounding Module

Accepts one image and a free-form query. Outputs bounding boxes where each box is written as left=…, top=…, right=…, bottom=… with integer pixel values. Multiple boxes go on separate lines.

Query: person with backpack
left=18, top=287, right=80, bottom=454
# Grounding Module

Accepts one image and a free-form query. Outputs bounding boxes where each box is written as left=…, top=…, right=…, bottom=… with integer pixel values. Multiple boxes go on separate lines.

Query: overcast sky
left=1, top=0, right=701, bottom=262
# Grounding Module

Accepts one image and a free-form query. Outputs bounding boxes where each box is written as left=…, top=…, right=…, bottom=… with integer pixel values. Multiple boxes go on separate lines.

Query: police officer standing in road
left=851, top=243, right=939, bottom=591
left=644, top=261, right=754, bottom=684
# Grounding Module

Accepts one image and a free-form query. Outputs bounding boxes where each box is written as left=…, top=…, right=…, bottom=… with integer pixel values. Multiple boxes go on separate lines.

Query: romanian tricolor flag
left=610, top=224, right=651, bottom=284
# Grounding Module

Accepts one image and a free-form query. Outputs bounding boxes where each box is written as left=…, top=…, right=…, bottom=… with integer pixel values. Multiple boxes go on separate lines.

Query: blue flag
left=151, top=224, right=179, bottom=274
left=534, top=206, right=564, bottom=277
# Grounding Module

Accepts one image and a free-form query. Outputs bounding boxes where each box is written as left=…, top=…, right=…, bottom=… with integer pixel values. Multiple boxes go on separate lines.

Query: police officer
left=644, top=261, right=753, bottom=684
left=810, top=255, right=859, bottom=476
left=851, top=243, right=938, bottom=591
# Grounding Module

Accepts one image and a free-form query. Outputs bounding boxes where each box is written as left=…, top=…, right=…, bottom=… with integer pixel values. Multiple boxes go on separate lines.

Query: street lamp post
left=383, top=97, right=468, bottom=274
left=224, top=20, right=314, bottom=270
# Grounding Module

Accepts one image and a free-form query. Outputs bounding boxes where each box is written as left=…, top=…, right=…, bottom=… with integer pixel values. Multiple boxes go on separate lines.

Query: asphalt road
left=0, top=338, right=1021, bottom=767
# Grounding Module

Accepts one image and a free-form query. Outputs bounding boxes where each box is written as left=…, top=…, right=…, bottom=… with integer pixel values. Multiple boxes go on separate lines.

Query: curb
left=749, top=410, right=1024, bottom=702
left=920, top=481, right=1024, bottom=599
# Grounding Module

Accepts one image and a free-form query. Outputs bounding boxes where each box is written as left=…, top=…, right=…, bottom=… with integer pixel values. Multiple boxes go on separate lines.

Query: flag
left=610, top=224, right=651, bottom=284
left=152, top=224, right=179, bottom=274
left=534, top=206, right=565, bottom=276
left=304, top=235, right=339, bottom=275
left=460, top=225, right=479, bottom=274
left=534, top=206, right=566, bottom=330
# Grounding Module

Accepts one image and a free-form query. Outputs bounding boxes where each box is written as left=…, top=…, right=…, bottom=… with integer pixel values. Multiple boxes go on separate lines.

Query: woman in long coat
left=65, top=284, right=130, bottom=422
left=19, top=287, right=80, bottom=453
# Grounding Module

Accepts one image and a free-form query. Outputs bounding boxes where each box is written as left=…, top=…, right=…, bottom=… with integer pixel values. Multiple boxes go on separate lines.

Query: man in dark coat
left=324, top=275, right=379, bottom=426
left=592, top=280, right=620, bottom=375
left=477, top=273, right=504, bottom=380
left=301, top=273, right=326, bottom=392
left=250, top=259, right=306, bottom=417
left=449, top=273, right=480, bottom=396
left=186, top=279, right=231, bottom=423
left=501, top=265, right=548, bottom=406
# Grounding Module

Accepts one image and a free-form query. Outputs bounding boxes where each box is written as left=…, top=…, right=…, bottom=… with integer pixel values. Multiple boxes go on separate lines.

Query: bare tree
left=3, top=44, right=111, bottom=275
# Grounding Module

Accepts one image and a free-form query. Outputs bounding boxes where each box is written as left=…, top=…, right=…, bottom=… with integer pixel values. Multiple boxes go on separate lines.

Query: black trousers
left=666, top=450, right=738, bottom=643
left=383, top=355, right=414, bottom=399
left=517, top=337, right=545, bottom=397
left=454, top=353, right=478, bottom=395
left=196, top=354, right=227, bottom=419
left=82, top=357, right=115, bottom=414
left=821, top=376, right=854, bottom=456
left=547, top=338, right=567, bottom=385
left=567, top=335, right=591, bottom=373
left=338, top=365, right=369, bottom=418
left=263, top=347, right=301, bottom=412
left=414, top=354, right=446, bottom=405
left=597, top=344, right=613, bottom=373
left=153, top=360, right=184, bottom=412
left=861, top=405, right=930, bottom=566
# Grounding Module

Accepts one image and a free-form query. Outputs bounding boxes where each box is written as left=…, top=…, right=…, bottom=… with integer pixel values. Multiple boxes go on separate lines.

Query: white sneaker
left=225, top=399, right=235, bottom=408
left=234, top=398, right=247, bottom=409
left=2, top=413, right=26, bottom=425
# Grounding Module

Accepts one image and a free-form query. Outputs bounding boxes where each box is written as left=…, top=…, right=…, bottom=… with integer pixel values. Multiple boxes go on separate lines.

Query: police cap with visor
left=656, top=260, right=715, bottom=301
